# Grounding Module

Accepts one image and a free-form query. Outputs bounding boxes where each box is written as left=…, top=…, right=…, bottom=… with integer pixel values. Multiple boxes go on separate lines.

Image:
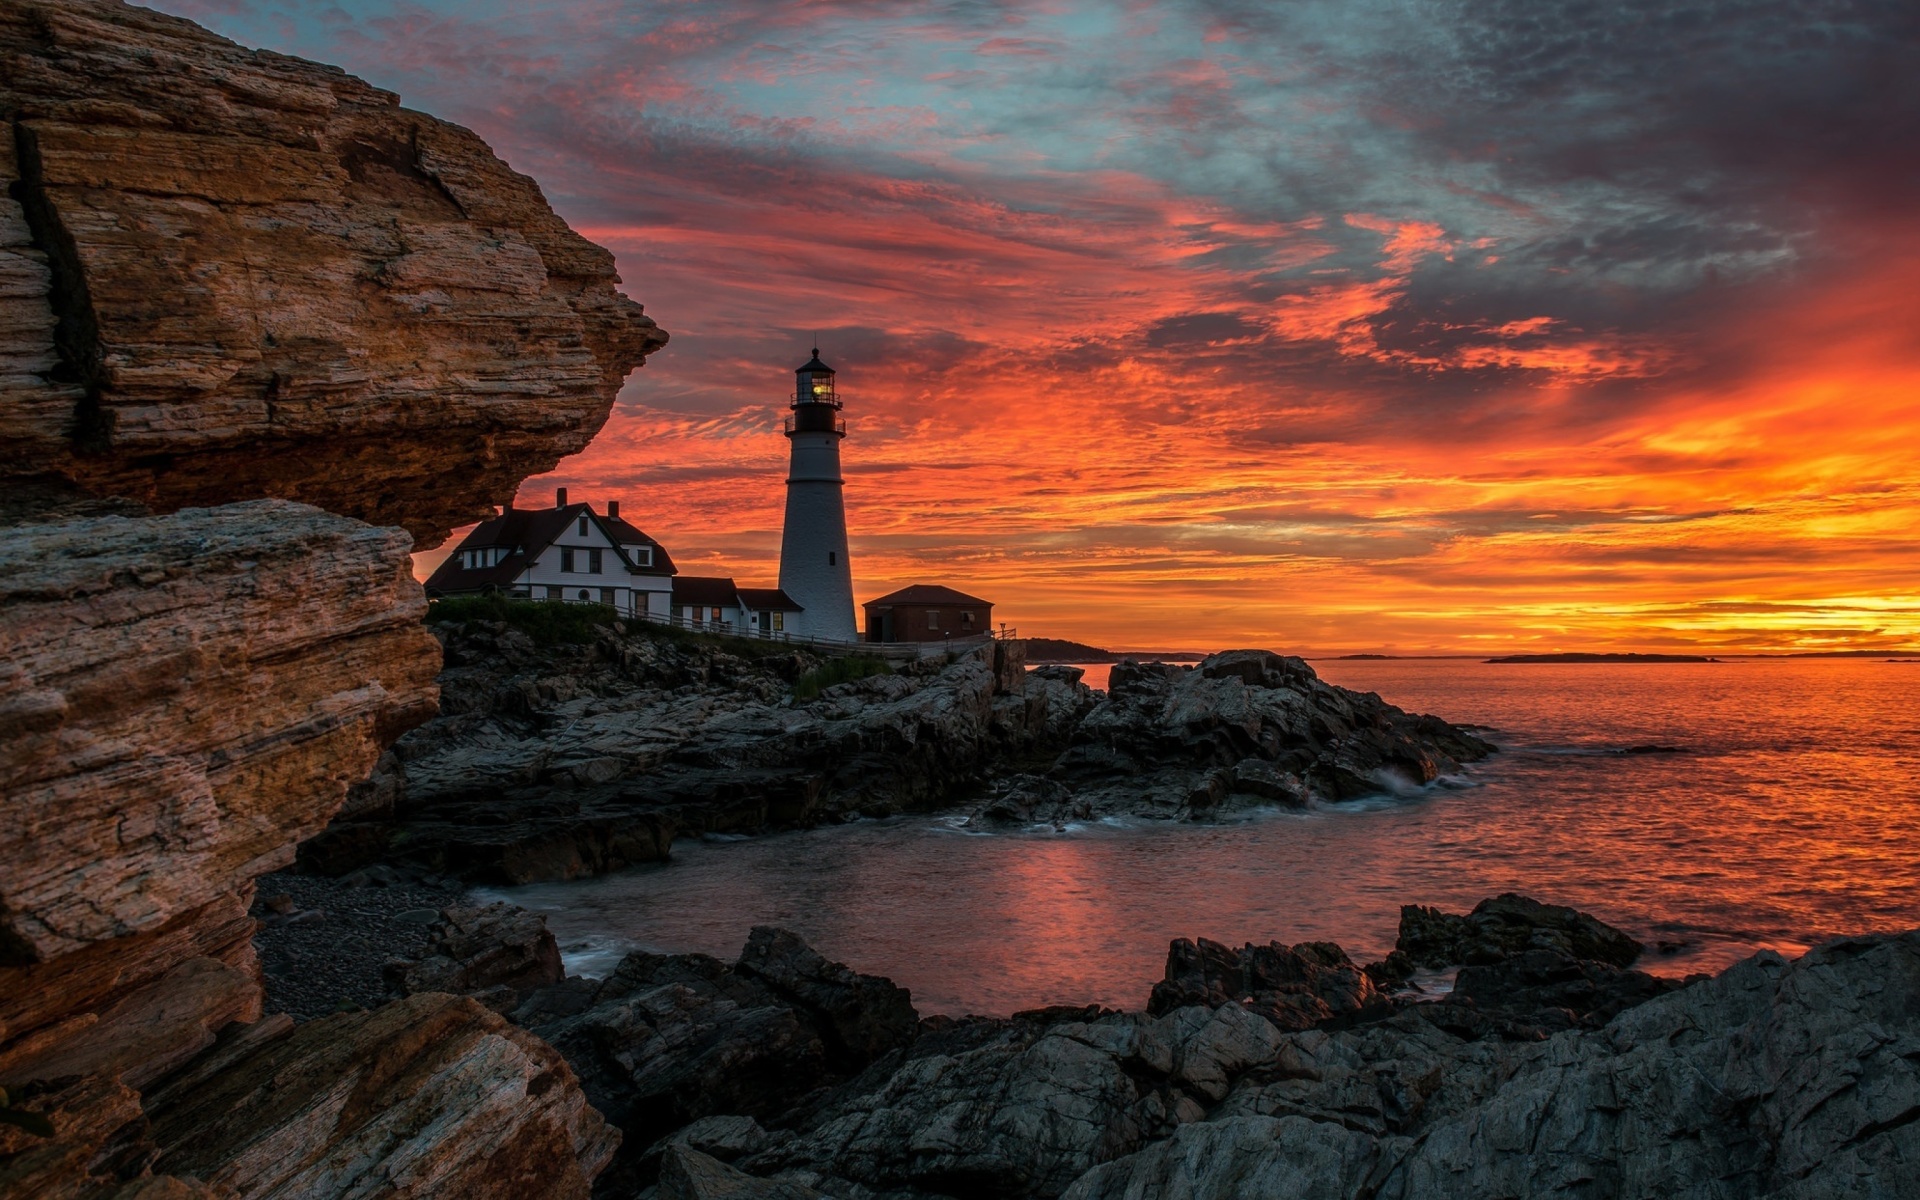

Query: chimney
left=555, top=487, right=568, bottom=508
left=607, top=500, right=621, bottom=519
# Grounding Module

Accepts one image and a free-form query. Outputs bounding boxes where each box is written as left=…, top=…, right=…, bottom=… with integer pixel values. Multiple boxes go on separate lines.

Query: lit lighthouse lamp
left=776, top=348, right=858, bottom=640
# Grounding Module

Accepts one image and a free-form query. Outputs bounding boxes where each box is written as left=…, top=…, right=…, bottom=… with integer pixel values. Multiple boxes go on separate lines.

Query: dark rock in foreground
left=489, top=896, right=1919, bottom=1199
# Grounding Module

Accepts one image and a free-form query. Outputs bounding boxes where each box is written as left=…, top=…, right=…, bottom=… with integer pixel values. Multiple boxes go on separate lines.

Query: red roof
left=863, top=584, right=993, bottom=608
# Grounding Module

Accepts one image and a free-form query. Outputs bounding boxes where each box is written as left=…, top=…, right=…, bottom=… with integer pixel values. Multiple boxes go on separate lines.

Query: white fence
left=624, top=607, right=1006, bottom=661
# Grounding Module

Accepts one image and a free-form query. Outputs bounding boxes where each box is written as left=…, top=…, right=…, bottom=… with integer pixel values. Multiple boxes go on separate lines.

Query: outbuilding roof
left=737, top=587, right=804, bottom=611
left=672, top=575, right=742, bottom=607
left=863, top=584, right=993, bottom=608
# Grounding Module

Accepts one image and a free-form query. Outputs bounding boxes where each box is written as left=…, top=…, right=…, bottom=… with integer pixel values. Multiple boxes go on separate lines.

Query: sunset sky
left=162, top=0, right=1920, bottom=653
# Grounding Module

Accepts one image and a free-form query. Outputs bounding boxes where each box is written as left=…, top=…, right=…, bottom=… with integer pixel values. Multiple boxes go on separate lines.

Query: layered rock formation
left=0, top=501, right=439, bottom=1090
left=0, top=1, right=666, bottom=1193
left=1, top=0, right=665, bottom=545
left=302, top=616, right=1093, bottom=882
left=503, top=902, right=1919, bottom=1200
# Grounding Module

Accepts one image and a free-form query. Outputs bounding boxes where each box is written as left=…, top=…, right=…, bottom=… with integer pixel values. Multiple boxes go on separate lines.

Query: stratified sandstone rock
left=0, top=0, right=666, bottom=545
left=0, top=1072, right=231, bottom=1199
left=144, top=992, right=618, bottom=1199
left=0, top=501, right=438, bottom=1085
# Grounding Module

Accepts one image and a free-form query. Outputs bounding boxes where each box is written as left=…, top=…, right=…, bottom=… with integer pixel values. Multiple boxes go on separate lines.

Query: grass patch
left=793, top=655, right=893, bottom=700
left=427, top=593, right=817, bottom=660
left=427, top=594, right=619, bottom=646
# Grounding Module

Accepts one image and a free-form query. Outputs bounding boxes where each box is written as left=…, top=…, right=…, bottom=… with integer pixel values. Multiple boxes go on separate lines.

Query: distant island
left=1026, top=637, right=1203, bottom=663
left=1486, top=652, right=1720, bottom=664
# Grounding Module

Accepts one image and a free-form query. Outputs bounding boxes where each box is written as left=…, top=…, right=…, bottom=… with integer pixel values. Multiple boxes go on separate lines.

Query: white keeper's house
left=425, top=488, right=679, bottom=618
left=427, top=348, right=910, bottom=647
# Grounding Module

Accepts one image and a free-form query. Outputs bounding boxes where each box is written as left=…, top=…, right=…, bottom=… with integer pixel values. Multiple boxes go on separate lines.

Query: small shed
left=863, top=585, right=994, bottom=643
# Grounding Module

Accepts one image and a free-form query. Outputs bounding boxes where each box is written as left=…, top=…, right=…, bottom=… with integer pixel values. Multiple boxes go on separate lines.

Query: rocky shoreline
left=248, top=888, right=1920, bottom=1199
left=297, top=614, right=1495, bottom=886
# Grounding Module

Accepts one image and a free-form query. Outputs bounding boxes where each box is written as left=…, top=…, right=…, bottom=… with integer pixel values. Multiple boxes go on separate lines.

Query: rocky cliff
left=301, top=615, right=1093, bottom=883
left=1, top=0, right=666, bottom=545
left=0, top=1, right=665, bottom=1193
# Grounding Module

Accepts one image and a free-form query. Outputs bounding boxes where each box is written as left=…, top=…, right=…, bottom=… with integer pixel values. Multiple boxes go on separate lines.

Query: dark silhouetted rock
left=1397, top=892, right=1644, bottom=968
left=1149, top=937, right=1385, bottom=1030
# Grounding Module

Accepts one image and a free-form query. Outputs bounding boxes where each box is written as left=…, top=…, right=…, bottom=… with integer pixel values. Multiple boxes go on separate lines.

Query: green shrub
left=792, top=655, right=892, bottom=700
left=426, top=594, right=618, bottom=645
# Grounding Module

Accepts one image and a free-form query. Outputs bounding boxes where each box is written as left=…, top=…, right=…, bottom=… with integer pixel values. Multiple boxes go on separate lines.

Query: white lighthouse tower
left=778, top=348, right=858, bottom=641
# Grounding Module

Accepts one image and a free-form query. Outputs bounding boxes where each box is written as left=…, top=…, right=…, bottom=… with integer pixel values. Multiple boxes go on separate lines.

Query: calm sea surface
left=486, top=659, right=1920, bottom=1016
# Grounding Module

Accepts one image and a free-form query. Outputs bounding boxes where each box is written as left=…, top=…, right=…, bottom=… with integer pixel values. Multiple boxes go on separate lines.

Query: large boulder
left=519, top=929, right=921, bottom=1189
left=384, top=903, right=566, bottom=1012
left=0, top=0, right=665, bottom=545
left=1148, top=937, right=1385, bottom=1031
left=1397, top=893, right=1645, bottom=968
left=144, top=993, right=619, bottom=1199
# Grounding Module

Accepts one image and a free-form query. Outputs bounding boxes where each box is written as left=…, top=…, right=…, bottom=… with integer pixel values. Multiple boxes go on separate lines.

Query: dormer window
left=631, top=545, right=653, bottom=567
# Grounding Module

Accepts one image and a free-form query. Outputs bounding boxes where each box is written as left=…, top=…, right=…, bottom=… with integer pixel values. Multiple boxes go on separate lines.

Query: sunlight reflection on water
left=487, top=659, right=1920, bottom=1016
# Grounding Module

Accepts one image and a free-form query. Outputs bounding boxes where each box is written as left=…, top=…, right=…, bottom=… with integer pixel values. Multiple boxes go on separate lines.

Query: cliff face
left=0, top=0, right=666, bottom=546
left=0, top=1, right=665, bottom=1193
left=0, top=501, right=439, bottom=1089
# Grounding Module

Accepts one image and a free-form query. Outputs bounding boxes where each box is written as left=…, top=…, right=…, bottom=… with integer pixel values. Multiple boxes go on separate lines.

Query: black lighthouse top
left=786, top=347, right=846, bottom=438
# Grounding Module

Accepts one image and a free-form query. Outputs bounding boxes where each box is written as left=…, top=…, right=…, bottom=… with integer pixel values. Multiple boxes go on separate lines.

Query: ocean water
left=486, top=658, right=1920, bottom=1016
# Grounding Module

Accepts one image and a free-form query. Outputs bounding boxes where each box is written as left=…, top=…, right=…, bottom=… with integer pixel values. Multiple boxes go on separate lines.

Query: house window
left=560, top=547, right=575, bottom=573
left=927, top=610, right=939, bottom=629
left=828, top=551, right=836, bottom=566
left=545, top=586, right=561, bottom=599
left=578, top=589, right=592, bottom=601
left=710, top=606, right=723, bottom=623
left=962, top=611, right=975, bottom=627
left=578, top=515, right=589, bottom=536
left=588, top=548, right=603, bottom=574
left=771, top=612, right=783, bottom=632
left=600, top=588, right=614, bottom=604
left=633, top=546, right=652, bottom=567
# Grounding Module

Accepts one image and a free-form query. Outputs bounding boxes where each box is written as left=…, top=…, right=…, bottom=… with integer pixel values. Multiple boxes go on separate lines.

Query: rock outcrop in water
left=498, top=899, right=1918, bottom=1199
left=300, top=616, right=1095, bottom=882
left=977, top=650, right=1494, bottom=824
left=297, top=634, right=1492, bottom=886
left=0, top=1, right=665, bottom=1193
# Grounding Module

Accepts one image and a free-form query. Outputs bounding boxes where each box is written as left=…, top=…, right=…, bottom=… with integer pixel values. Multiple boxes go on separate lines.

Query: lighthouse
left=777, top=348, right=858, bottom=641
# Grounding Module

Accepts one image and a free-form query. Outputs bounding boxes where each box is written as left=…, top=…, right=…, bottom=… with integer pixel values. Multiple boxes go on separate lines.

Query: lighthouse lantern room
left=777, top=348, right=858, bottom=640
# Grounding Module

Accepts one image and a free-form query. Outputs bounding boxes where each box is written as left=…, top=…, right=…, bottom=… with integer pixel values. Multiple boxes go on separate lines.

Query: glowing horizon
left=161, top=0, right=1920, bottom=655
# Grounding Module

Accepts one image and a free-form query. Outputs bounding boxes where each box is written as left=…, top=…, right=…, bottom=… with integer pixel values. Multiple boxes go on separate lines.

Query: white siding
left=778, top=431, right=857, bottom=641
